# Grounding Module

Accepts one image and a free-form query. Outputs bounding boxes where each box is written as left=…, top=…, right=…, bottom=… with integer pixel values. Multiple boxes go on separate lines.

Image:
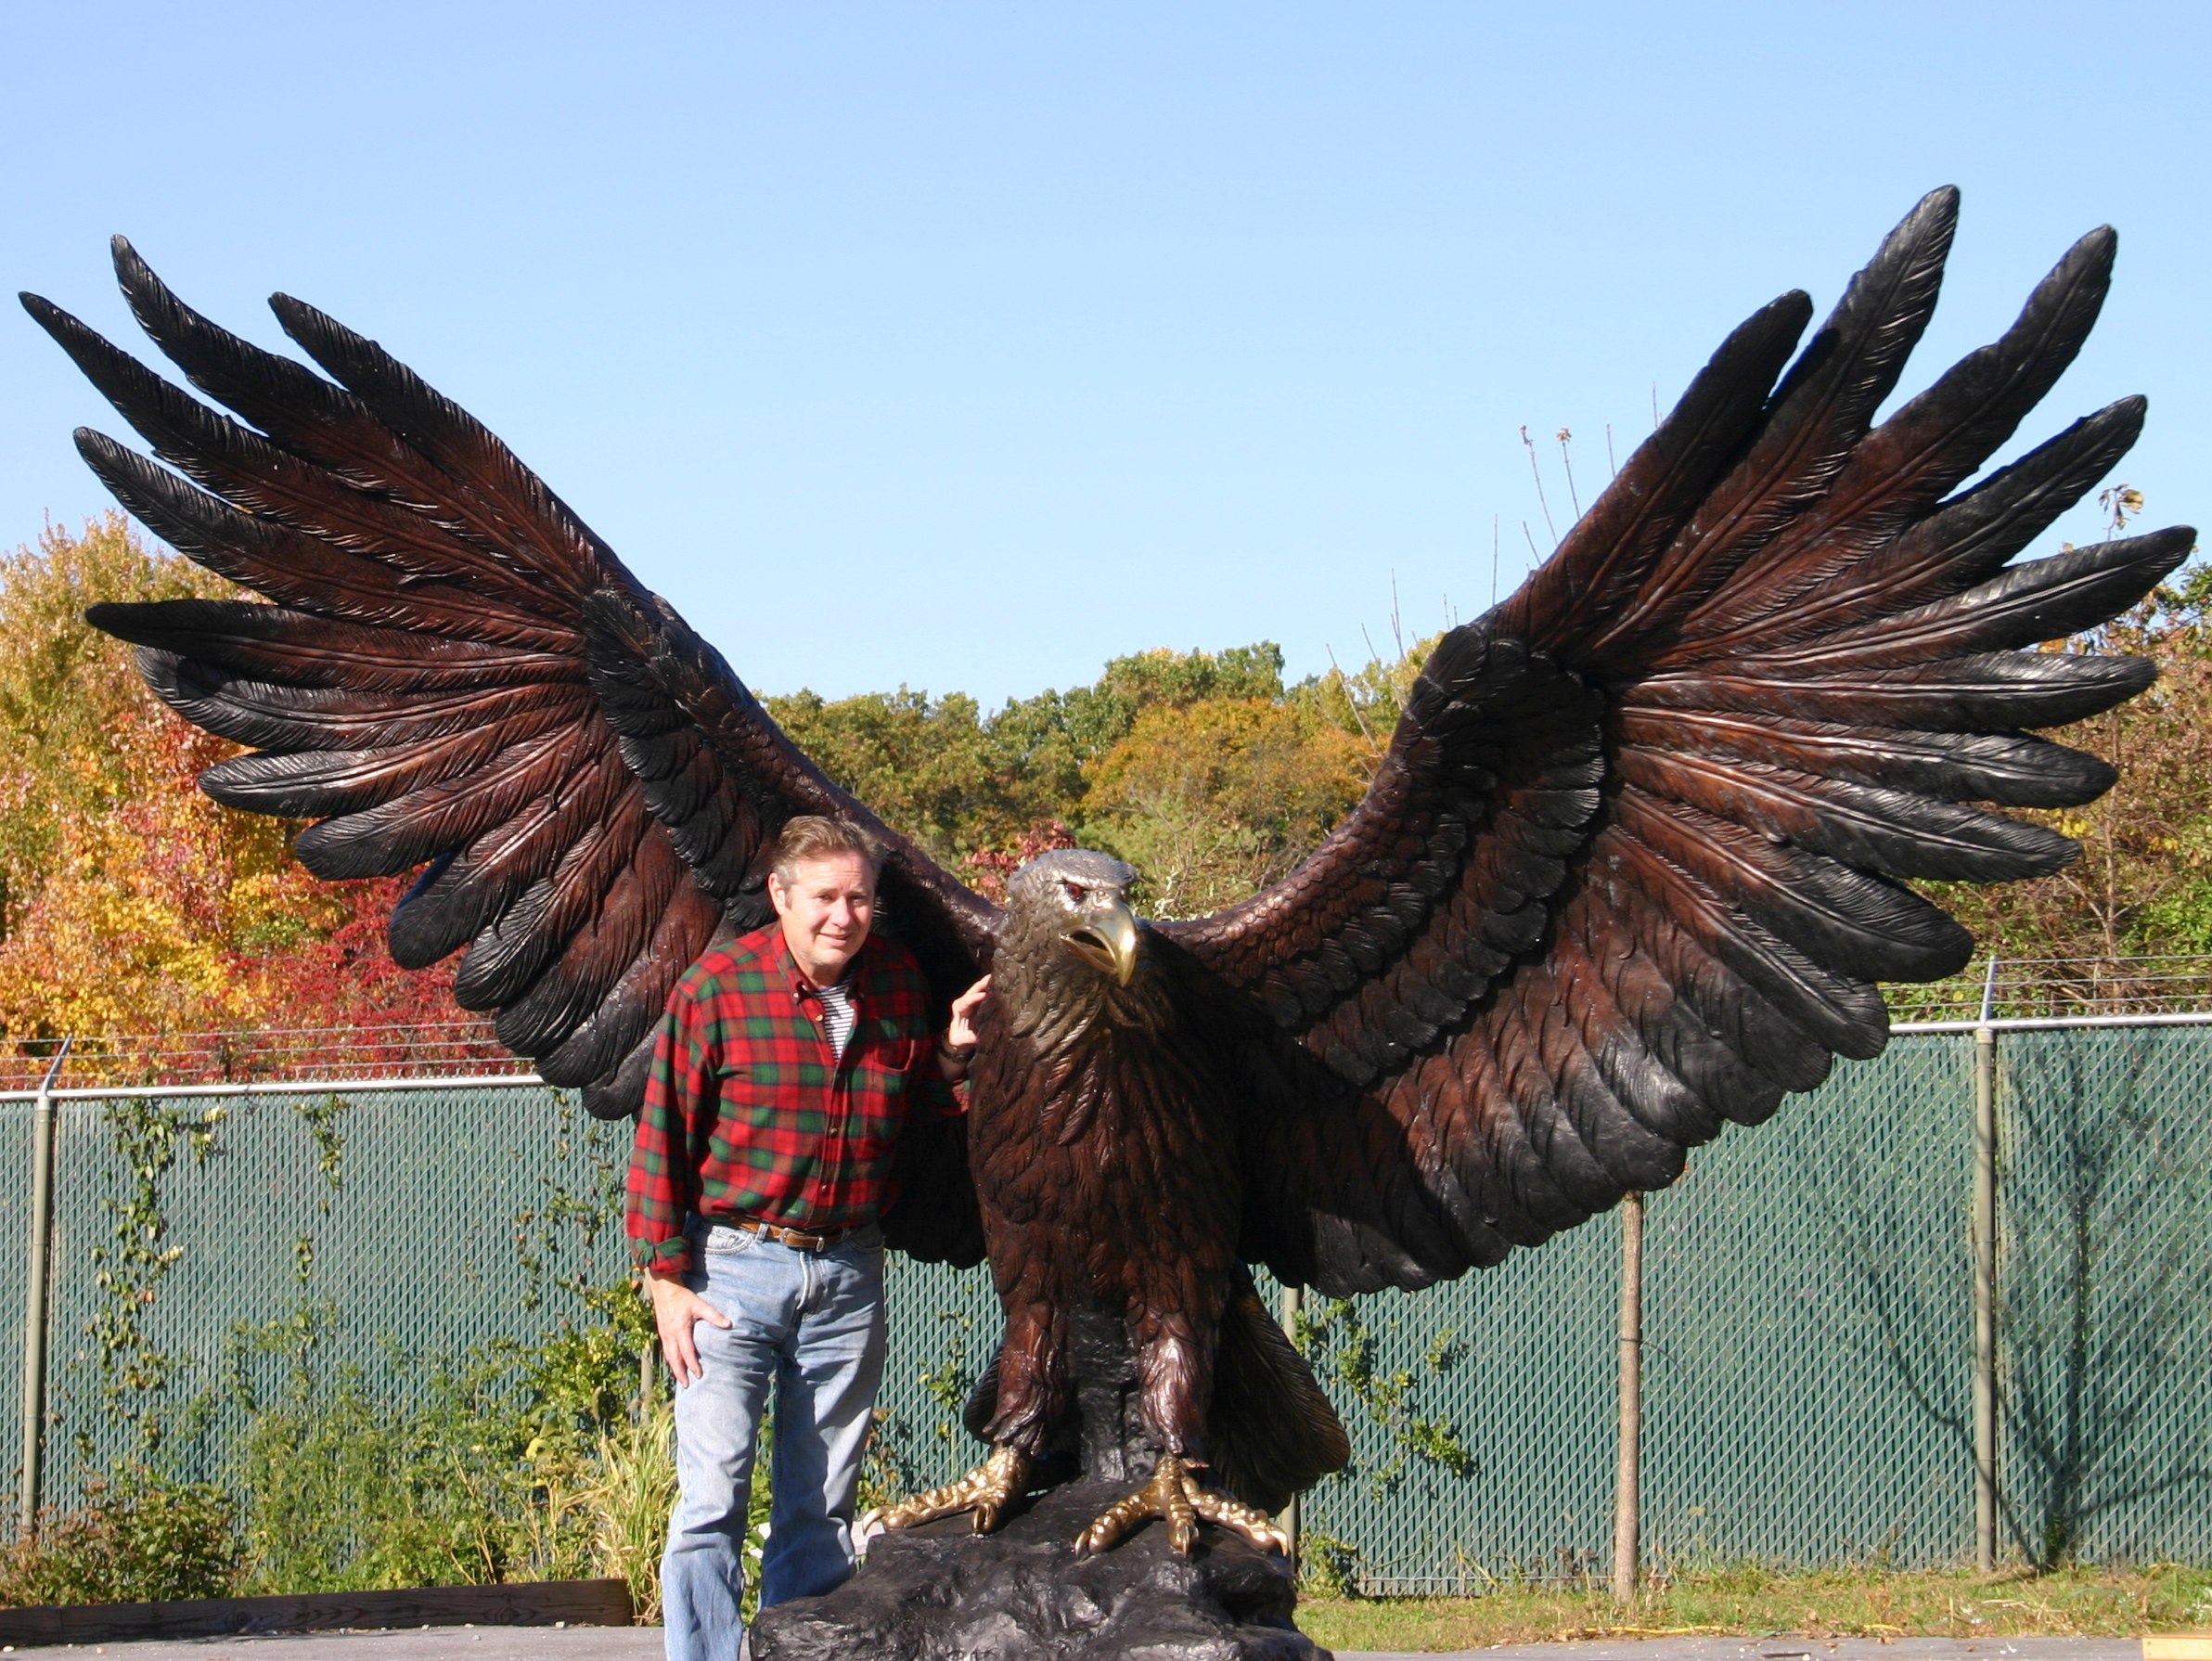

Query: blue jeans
left=661, top=1221, right=887, bottom=1661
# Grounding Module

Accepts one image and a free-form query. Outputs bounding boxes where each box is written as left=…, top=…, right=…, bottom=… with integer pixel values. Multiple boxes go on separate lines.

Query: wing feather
left=143, top=661, right=586, bottom=755
left=1631, top=650, right=2155, bottom=729
left=1180, top=194, right=2190, bottom=1294
left=90, top=599, right=578, bottom=692
left=1614, top=748, right=2077, bottom=881
left=203, top=698, right=589, bottom=819
left=1614, top=709, right=2116, bottom=808
left=28, top=241, right=997, bottom=1215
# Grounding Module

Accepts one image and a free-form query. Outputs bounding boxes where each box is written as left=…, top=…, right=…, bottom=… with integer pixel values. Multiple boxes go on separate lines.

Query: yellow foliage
left=0, top=518, right=383, bottom=1059
left=1085, top=697, right=1371, bottom=918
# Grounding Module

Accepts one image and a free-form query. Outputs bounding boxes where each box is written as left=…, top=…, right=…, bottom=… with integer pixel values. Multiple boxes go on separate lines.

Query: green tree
left=765, top=688, right=1028, bottom=865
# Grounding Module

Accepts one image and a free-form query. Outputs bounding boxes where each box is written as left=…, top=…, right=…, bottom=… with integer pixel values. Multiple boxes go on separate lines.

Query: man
left=625, top=816, right=987, bottom=1661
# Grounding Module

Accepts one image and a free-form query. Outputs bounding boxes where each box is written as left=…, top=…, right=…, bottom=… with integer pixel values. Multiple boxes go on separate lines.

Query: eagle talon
left=1073, top=1453, right=1287, bottom=1556
left=862, top=1445, right=1034, bottom=1537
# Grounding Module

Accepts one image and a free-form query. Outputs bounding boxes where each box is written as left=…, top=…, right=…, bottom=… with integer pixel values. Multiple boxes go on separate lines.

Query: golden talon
left=864, top=1445, right=1034, bottom=1536
left=1073, top=1453, right=1285, bottom=1556
left=1190, top=1485, right=1291, bottom=1554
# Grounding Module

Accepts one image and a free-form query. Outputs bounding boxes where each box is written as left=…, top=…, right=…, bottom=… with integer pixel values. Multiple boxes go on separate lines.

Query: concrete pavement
left=0, top=1628, right=2158, bottom=1661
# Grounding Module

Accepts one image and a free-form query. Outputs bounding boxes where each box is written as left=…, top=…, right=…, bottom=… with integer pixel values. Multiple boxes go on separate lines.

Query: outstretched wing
left=1160, top=189, right=2194, bottom=1294
left=22, top=240, right=995, bottom=1261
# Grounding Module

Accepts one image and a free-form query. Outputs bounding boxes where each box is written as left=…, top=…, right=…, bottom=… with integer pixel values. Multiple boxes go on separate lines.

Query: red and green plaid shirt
left=625, top=923, right=958, bottom=1278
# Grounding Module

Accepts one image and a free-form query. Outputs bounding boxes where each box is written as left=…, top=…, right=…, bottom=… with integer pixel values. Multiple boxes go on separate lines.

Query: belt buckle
left=748, top=1216, right=841, bottom=1253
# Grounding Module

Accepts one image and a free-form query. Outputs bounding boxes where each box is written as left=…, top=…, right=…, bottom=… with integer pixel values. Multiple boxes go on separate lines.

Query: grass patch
left=1296, top=1563, right=2212, bottom=1651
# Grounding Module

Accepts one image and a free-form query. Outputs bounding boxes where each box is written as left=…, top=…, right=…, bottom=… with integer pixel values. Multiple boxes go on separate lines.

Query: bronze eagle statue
left=22, top=187, right=2194, bottom=1555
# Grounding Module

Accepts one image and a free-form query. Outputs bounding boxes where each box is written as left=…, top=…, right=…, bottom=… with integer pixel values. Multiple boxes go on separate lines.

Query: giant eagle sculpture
left=23, top=187, right=2194, bottom=1554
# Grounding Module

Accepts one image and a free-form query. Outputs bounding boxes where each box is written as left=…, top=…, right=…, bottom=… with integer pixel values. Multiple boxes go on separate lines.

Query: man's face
left=767, top=852, right=877, bottom=985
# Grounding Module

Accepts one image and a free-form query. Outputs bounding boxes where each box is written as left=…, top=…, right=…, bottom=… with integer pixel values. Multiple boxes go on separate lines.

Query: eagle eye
left=1063, top=881, right=1087, bottom=904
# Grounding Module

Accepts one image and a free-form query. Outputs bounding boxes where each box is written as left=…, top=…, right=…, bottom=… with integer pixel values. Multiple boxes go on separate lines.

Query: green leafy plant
left=1293, top=1296, right=1473, bottom=1499
left=0, top=1469, right=237, bottom=1606
left=1296, top=1527, right=1366, bottom=1600
left=79, top=1094, right=229, bottom=1463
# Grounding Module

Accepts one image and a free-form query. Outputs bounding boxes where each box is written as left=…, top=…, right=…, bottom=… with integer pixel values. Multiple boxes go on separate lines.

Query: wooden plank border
left=0, top=1576, right=634, bottom=1646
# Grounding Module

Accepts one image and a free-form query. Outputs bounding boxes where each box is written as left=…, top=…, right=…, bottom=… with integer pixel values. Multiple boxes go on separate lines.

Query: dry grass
left=1298, top=1563, right=2212, bottom=1652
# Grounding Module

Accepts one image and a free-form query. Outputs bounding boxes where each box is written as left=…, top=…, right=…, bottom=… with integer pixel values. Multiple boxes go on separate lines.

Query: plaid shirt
left=626, top=922, right=958, bottom=1277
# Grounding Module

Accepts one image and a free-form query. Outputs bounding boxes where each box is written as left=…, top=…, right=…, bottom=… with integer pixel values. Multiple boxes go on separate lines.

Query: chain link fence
left=6, top=1017, right=2208, bottom=1587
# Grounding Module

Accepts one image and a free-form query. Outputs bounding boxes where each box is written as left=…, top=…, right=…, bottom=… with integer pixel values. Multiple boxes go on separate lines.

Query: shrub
left=0, top=1468, right=238, bottom=1606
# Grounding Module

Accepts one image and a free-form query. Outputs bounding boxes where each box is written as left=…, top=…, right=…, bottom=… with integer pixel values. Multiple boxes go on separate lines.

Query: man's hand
left=940, top=975, right=991, bottom=1079
left=947, top=975, right=990, bottom=1048
left=647, top=1271, right=733, bottom=1386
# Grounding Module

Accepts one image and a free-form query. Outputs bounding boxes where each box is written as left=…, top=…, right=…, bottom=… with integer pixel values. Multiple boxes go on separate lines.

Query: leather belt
left=718, top=1214, right=855, bottom=1254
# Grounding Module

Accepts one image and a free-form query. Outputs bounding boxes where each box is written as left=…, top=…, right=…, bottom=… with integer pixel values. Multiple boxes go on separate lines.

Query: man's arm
left=624, top=992, right=733, bottom=1384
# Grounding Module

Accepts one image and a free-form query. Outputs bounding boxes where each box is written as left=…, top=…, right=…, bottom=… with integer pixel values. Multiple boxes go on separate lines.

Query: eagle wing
left=22, top=240, right=996, bottom=1262
left=1157, top=189, right=2195, bottom=1294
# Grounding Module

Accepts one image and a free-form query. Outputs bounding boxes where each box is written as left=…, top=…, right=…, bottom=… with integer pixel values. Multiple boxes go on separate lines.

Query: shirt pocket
left=846, top=1036, right=920, bottom=1151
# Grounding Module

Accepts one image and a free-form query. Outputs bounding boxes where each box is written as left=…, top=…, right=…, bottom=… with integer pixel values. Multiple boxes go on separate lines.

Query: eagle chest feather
left=969, top=977, right=1244, bottom=1306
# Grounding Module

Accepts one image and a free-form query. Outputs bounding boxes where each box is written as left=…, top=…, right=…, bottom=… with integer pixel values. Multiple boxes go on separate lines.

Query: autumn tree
left=0, top=518, right=471, bottom=1078
left=1079, top=698, right=1370, bottom=918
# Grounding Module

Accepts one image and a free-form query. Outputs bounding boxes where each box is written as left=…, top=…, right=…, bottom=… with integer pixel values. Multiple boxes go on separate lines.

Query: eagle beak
left=1064, top=896, right=1139, bottom=987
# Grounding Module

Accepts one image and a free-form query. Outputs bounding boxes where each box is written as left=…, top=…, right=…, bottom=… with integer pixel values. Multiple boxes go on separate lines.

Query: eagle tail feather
left=1207, top=1281, right=1351, bottom=1514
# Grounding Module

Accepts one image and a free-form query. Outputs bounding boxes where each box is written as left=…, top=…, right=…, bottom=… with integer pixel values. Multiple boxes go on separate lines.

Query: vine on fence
left=79, top=1095, right=227, bottom=1462
left=1293, top=1295, right=1473, bottom=1498
left=1290, top=1294, right=1475, bottom=1595
left=506, top=1098, right=632, bottom=1308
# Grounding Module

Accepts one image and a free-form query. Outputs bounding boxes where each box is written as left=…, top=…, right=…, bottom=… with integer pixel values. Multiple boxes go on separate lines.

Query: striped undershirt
left=815, top=977, right=857, bottom=1058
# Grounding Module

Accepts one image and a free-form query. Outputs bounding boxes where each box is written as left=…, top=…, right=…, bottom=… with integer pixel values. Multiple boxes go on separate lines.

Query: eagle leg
left=861, top=1444, right=1035, bottom=1537
left=1071, top=1452, right=1288, bottom=1557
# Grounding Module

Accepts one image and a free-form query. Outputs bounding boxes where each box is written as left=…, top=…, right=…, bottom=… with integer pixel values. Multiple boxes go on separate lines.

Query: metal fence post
left=1613, top=1190, right=1645, bottom=1602
left=1278, top=1281, right=1304, bottom=1570
left=17, top=1038, right=71, bottom=1542
left=1972, top=962, right=2000, bottom=1573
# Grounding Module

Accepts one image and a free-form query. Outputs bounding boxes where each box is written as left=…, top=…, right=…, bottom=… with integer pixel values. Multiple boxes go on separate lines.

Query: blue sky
left=4, top=2, right=2206, bottom=706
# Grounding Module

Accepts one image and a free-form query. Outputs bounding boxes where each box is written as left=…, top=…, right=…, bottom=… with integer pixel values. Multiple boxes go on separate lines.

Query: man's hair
left=768, top=816, right=884, bottom=886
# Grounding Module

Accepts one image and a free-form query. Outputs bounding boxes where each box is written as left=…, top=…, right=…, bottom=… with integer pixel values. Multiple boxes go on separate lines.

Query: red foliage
left=960, top=818, right=1079, bottom=904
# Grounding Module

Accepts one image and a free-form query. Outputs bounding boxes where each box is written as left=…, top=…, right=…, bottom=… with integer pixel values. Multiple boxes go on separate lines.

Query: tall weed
left=231, top=1307, right=652, bottom=1593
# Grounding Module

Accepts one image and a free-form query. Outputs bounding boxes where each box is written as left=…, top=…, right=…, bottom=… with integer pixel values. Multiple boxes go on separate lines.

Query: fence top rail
left=0, top=1072, right=553, bottom=1104
left=1890, top=1009, right=2212, bottom=1036
left=5, top=1007, right=2212, bottom=1105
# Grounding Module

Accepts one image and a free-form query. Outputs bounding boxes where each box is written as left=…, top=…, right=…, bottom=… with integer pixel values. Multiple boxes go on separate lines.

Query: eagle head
left=996, top=850, right=1171, bottom=1049
left=1007, top=849, right=1140, bottom=987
